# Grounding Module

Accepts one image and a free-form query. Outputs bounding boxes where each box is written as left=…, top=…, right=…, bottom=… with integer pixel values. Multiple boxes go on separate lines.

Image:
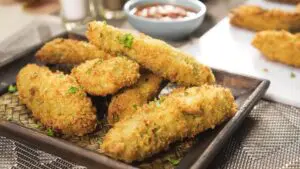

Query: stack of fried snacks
left=16, top=64, right=97, bottom=136
left=71, top=57, right=140, bottom=96
left=101, top=85, right=237, bottom=162
left=36, top=38, right=114, bottom=64
left=252, top=30, right=300, bottom=67
left=230, top=5, right=300, bottom=31
left=86, top=21, right=215, bottom=86
left=108, top=72, right=163, bottom=124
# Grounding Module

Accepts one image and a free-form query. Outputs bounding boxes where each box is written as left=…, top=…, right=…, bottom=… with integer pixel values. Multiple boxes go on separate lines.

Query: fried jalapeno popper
left=101, top=85, right=237, bottom=162
left=107, top=72, right=163, bottom=124
left=36, top=38, right=114, bottom=64
left=230, top=5, right=300, bottom=31
left=86, top=21, right=215, bottom=86
left=252, top=30, right=300, bottom=67
left=16, top=64, right=97, bottom=136
left=71, top=57, right=140, bottom=96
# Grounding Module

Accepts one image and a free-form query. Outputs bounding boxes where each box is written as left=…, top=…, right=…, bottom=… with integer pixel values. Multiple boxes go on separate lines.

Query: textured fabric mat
left=1, top=93, right=300, bottom=169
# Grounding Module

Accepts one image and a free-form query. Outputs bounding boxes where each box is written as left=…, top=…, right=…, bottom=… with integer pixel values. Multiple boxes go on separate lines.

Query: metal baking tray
left=0, top=32, right=270, bottom=169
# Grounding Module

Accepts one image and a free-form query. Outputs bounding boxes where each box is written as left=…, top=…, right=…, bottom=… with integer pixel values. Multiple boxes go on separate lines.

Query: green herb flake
left=132, top=104, right=138, bottom=110
left=184, top=91, right=189, bottom=96
left=33, top=124, right=41, bottom=129
left=160, top=97, right=165, bottom=103
left=113, top=114, right=119, bottom=122
left=97, top=138, right=103, bottom=144
left=86, top=69, right=92, bottom=74
left=291, top=72, right=296, bottom=79
left=167, top=157, right=180, bottom=166
left=47, top=128, right=54, bottom=137
left=59, top=74, right=64, bottom=78
left=97, top=120, right=102, bottom=125
left=8, top=85, right=17, bottom=93
left=154, top=98, right=161, bottom=107
left=6, top=117, right=12, bottom=121
left=68, top=86, right=78, bottom=94
left=262, top=68, right=269, bottom=72
left=118, top=33, right=134, bottom=48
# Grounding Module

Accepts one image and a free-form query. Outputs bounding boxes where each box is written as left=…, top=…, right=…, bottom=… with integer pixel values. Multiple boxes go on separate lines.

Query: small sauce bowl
left=124, top=0, right=206, bottom=40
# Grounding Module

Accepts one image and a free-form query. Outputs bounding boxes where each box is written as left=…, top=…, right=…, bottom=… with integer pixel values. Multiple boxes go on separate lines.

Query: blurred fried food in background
left=230, top=5, right=300, bottom=31
left=252, top=30, right=300, bottom=67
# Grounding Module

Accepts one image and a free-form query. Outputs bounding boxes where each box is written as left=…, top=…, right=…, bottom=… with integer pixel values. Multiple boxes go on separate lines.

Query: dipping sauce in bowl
left=131, top=4, right=198, bottom=20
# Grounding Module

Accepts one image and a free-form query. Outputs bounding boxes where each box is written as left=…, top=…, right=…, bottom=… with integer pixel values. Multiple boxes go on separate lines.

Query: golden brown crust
left=86, top=21, right=215, bottom=86
left=16, top=64, right=97, bottom=136
left=36, top=38, right=114, bottom=64
left=71, top=57, right=140, bottom=96
left=252, top=30, right=300, bottom=67
left=230, top=5, right=300, bottom=31
left=297, top=3, right=300, bottom=12
left=101, top=85, right=237, bottom=162
left=107, top=72, right=163, bottom=124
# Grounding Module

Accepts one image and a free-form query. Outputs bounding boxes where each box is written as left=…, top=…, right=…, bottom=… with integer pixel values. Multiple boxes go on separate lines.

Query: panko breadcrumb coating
left=107, top=72, right=163, bottom=124
left=71, top=57, right=140, bottom=96
left=86, top=21, right=215, bottom=86
left=36, top=38, right=114, bottom=64
left=252, top=30, right=300, bottom=67
left=101, top=85, right=237, bottom=162
left=230, top=5, right=300, bottom=31
left=16, top=64, right=97, bottom=136
left=297, top=3, right=300, bottom=12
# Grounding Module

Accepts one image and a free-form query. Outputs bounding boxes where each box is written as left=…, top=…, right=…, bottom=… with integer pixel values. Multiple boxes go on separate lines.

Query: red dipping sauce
left=131, top=4, right=198, bottom=21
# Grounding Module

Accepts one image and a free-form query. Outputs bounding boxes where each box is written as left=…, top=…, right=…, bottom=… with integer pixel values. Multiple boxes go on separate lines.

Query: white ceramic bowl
left=124, top=0, right=207, bottom=40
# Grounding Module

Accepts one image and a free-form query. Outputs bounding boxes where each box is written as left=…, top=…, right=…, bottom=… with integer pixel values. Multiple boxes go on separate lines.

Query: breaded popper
left=230, top=5, right=300, bottom=31
left=16, top=64, right=97, bottom=136
left=36, top=38, right=114, bottom=64
left=252, top=30, right=300, bottom=67
left=101, top=85, right=237, bottom=162
left=86, top=21, right=215, bottom=86
left=71, top=57, right=140, bottom=96
left=107, top=72, right=163, bottom=124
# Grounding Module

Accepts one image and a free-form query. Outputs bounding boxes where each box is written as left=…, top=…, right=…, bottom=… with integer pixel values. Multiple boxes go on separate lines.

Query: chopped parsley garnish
left=167, top=157, right=180, bottom=166
left=68, top=86, right=78, bottom=94
left=98, top=138, right=103, bottom=144
left=33, top=124, right=41, bottom=129
left=184, top=91, right=189, bottom=96
left=154, top=98, right=160, bottom=107
left=59, top=74, right=64, bottom=78
left=6, top=117, right=12, bottom=121
left=113, top=115, right=119, bottom=122
left=118, top=33, right=134, bottom=48
left=47, top=128, right=54, bottom=137
left=8, top=85, right=17, bottom=93
left=291, top=72, right=296, bottom=79
left=132, top=104, right=138, bottom=110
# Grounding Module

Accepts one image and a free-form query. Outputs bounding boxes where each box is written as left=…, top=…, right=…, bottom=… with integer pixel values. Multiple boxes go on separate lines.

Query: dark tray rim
left=0, top=32, right=270, bottom=169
